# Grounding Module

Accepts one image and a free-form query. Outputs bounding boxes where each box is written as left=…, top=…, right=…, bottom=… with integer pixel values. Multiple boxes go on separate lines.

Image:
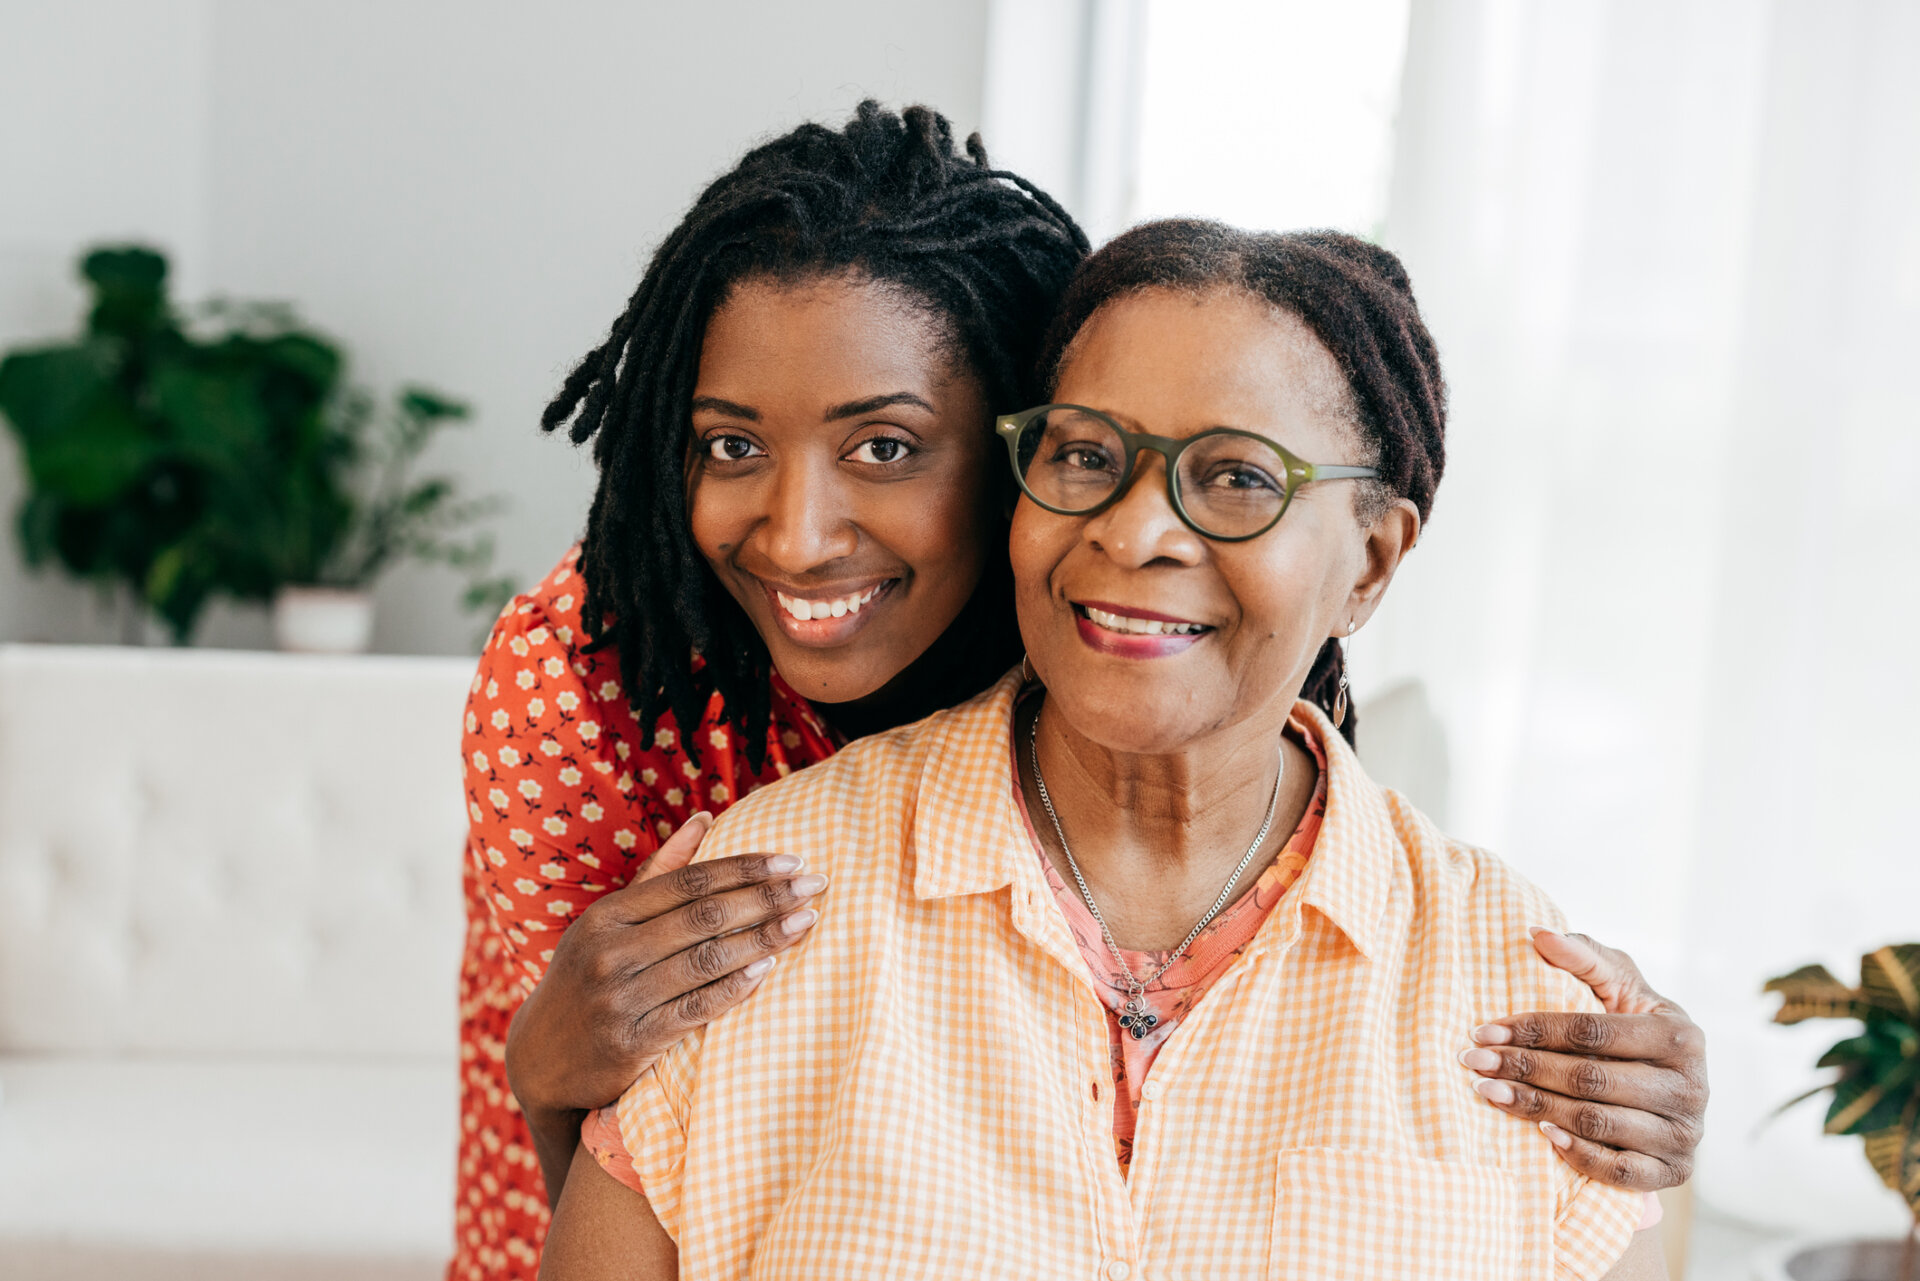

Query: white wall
left=1, top=0, right=990, bottom=653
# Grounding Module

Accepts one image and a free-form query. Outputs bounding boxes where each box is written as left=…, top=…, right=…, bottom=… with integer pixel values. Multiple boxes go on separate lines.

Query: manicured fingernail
left=1540, top=1121, right=1572, bottom=1149
left=790, top=874, right=828, bottom=896
left=744, top=956, right=776, bottom=978
left=781, top=908, right=818, bottom=935
left=1474, top=1078, right=1515, bottom=1105
left=1472, top=1024, right=1512, bottom=1045
left=688, top=811, right=714, bottom=830
left=765, top=855, right=802, bottom=874
left=1459, top=1048, right=1501, bottom=1072
left=1528, top=925, right=1560, bottom=941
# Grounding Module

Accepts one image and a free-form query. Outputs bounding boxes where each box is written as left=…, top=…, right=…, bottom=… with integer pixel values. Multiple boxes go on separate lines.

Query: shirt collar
left=907, top=673, right=1399, bottom=961
left=909, top=670, right=1032, bottom=902
left=1275, top=700, right=1396, bottom=959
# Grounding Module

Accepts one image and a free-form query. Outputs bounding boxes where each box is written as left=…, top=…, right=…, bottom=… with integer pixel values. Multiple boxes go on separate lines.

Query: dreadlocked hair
left=543, top=101, right=1088, bottom=768
left=1035, top=219, right=1447, bottom=747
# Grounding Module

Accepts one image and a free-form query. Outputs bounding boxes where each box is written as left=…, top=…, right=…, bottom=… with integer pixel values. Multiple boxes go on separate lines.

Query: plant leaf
left=0, top=341, right=117, bottom=442
left=259, top=333, right=342, bottom=394
left=398, top=387, right=469, bottom=422
left=153, top=362, right=270, bottom=467
left=21, top=396, right=159, bottom=505
left=1767, top=963, right=1869, bottom=1024
left=1827, top=1058, right=1919, bottom=1136
left=1862, top=945, right=1920, bottom=1022
left=1862, top=1101, right=1920, bottom=1216
left=81, top=245, right=169, bottom=337
left=1819, top=1034, right=1883, bottom=1069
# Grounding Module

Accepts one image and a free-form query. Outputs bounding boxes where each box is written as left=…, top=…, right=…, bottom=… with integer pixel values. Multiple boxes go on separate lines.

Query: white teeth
left=776, top=585, right=882, bottom=624
left=1085, top=606, right=1205, bottom=636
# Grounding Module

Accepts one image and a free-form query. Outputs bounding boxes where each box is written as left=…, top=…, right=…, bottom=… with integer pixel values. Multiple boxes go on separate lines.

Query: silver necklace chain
left=1026, top=707, right=1283, bottom=1039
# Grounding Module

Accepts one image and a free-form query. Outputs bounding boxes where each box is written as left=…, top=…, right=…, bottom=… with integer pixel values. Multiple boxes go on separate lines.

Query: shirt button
left=1106, top=1262, right=1132, bottom=1281
left=1141, top=1080, right=1160, bottom=1102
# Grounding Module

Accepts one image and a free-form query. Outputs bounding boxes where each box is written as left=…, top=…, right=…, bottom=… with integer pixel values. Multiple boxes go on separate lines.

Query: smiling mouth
left=1075, top=603, right=1214, bottom=637
left=773, top=581, right=891, bottom=622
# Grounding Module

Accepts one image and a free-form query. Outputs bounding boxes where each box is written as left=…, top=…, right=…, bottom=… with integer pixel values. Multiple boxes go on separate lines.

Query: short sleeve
left=461, top=593, right=664, bottom=988
left=612, top=1035, right=701, bottom=1243
left=1489, top=873, right=1646, bottom=1280
left=581, top=1105, right=644, bottom=1195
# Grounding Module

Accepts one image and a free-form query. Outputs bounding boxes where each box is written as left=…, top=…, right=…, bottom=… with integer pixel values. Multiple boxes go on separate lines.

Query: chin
left=1042, top=680, right=1228, bottom=757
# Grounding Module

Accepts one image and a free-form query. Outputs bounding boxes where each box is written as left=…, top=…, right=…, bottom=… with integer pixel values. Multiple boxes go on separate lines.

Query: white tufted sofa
left=0, top=644, right=472, bottom=1267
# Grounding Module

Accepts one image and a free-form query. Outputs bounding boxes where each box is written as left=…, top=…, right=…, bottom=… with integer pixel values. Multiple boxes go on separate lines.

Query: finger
left=635, top=812, right=713, bottom=884
left=617, top=873, right=828, bottom=972
left=1471, top=1010, right=1703, bottom=1065
left=1529, top=927, right=1676, bottom=1016
left=628, top=917, right=815, bottom=1046
left=596, top=851, right=806, bottom=926
left=635, top=905, right=820, bottom=1010
left=1473, top=1080, right=1692, bottom=1188
left=1459, top=1043, right=1685, bottom=1111
left=1536, top=1119, right=1689, bottom=1193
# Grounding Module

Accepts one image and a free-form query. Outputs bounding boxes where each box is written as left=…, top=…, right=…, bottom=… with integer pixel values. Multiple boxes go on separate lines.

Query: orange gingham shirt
left=615, top=671, right=1643, bottom=1279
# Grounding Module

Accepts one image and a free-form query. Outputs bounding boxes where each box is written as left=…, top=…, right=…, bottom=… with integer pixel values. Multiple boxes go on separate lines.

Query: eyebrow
left=690, top=396, right=758, bottom=420
left=824, top=392, right=935, bottom=421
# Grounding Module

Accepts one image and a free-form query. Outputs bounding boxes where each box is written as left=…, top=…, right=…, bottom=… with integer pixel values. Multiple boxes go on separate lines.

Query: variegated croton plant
left=1767, top=943, right=1920, bottom=1263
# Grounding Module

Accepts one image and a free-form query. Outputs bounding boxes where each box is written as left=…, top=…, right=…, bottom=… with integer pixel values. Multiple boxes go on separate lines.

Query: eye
left=704, top=434, right=765, bottom=463
left=845, top=436, right=914, bottom=465
left=1209, top=464, right=1281, bottom=492
left=1053, top=443, right=1119, bottom=473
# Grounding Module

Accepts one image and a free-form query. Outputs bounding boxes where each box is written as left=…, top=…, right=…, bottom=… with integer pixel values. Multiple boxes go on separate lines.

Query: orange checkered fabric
left=615, top=671, right=1643, bottom=1279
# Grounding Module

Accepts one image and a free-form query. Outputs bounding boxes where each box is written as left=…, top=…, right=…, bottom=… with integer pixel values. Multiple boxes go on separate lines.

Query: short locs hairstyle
left=544, top=102, right=1088, bottom=764
left=1034, top=219, right=1448, bottom=745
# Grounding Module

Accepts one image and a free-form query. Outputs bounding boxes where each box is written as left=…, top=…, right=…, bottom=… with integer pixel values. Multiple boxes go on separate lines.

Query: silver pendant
left=1118, top=993, right=1159, bottom=1040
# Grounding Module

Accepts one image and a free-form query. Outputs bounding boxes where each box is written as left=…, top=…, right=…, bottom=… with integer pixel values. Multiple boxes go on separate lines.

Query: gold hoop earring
left=1021, top=654, right=1040, bottom=687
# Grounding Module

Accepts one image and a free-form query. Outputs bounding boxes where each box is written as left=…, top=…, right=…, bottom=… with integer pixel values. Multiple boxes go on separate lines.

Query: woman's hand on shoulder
left=1462, top=929, right=1707, bottom=1191
left=505, top=813, right=826, bottom=1195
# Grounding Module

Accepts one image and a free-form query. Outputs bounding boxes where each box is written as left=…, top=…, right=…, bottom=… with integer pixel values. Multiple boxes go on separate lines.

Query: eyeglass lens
left=1013, top=408, right=1289, bottom=539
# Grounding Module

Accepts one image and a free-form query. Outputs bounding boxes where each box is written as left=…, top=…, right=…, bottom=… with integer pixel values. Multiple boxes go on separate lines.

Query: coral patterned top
left=448, top=546, right=838, bottom=1281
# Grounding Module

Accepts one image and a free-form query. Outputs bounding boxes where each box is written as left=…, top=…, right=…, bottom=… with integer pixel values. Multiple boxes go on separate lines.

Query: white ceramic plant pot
left=1750, top=1237, right=1914, bottom=1281
left=272, top=586, right=375, bottom=654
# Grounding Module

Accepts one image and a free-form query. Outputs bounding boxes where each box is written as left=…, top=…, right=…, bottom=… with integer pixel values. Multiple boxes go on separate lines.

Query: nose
left=1081, top=451, right=1205, bottom=568
left=754, top=454, right=861, bottom=575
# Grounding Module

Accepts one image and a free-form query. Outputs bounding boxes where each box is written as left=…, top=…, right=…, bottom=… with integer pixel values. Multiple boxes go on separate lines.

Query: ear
left=1340, top=497, right=1420, bottom=632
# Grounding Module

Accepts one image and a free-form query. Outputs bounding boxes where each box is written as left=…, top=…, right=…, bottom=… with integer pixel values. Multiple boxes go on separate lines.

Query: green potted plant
left=0, top=244, right=508, bottom=649
left=270, top=384, right=512, bottom=652
left=1759, top=945, right=1920, bottom=1281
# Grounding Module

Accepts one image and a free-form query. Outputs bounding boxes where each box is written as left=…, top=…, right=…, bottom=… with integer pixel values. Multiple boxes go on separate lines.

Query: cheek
left=1009, top=502, right=1071, bottom=625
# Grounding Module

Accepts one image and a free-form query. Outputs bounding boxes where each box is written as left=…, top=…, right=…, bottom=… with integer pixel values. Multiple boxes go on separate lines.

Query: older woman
left=540, top=222, right=1665, bottom=1279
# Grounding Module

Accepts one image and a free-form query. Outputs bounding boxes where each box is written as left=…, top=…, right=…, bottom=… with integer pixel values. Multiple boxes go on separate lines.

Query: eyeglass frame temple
left=994, top=405, right=1379, bottom=541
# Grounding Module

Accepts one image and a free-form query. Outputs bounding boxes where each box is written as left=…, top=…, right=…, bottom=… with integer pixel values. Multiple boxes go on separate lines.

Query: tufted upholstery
left=0, top=643, right=472, bottom=1254
left=0, top=645, right=470, bottom=1057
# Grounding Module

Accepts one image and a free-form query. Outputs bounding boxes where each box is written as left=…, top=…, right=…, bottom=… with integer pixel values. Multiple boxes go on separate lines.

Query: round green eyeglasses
left=996, top=404, right=1380, bottom=542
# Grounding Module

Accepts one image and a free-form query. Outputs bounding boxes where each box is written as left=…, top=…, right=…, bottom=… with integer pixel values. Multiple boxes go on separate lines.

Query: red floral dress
left=448, top=547, right=838, bottom=1279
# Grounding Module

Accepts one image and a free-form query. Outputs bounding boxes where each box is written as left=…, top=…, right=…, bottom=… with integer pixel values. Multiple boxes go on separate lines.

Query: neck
left=811, top=560, right=1021, bottom=742
left=1019, top=695, right=1317, bottom=951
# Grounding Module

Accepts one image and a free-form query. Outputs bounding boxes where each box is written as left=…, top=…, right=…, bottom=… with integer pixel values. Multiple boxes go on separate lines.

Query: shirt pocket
left=1267, top=1148, right=1524, bottom=1280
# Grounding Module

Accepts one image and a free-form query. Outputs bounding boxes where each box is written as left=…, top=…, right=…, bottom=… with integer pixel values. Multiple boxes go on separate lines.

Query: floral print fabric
left=448, top=546, right=838, bottom=1279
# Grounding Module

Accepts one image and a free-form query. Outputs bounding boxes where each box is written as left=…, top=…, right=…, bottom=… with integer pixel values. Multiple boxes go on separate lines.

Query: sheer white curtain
left=1369, top=0, right=1920, bottom=1235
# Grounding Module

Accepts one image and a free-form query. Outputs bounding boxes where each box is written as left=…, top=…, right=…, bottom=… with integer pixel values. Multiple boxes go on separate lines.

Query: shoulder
left=694, top=673, right=1020, bottom=875
left=1386, top=793, right=1597, bottom=1018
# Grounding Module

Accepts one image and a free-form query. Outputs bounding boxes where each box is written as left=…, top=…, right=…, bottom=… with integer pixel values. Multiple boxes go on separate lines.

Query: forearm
left=526, top=1100, right=589, bottom=1206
